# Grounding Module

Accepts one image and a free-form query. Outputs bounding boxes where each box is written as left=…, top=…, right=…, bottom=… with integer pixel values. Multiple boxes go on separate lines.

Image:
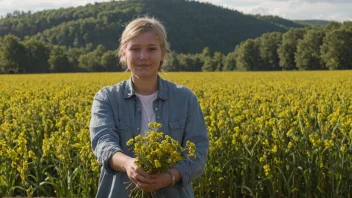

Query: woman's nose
left=139, top=50, right=149, bottom=60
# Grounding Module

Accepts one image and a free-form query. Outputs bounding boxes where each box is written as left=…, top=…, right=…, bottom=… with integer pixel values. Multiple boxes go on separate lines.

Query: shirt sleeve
left=89, top=88, right=122, bottom=175
left=172, top=93, right=209, bottom=187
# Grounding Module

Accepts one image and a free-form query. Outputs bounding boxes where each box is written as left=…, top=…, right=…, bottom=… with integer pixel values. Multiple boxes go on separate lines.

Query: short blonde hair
left=118, top=17, right=170, bottom=71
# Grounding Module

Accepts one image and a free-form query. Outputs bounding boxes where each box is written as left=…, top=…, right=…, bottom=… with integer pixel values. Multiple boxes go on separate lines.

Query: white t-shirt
left=135, top=91, right=158, bottom=136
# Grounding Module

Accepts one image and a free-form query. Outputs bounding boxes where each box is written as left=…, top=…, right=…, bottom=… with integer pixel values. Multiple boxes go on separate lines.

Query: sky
left=0, top=0, right=351, bottom=22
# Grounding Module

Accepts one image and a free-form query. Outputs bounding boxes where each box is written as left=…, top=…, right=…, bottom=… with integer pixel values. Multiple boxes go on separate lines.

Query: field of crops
left=1, top=71, right=352, bottom=197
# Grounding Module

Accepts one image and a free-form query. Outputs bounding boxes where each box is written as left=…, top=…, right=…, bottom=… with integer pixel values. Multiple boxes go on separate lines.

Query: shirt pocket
left=168, top=118, right=186, bottom=143
left=116, top=121, right=129, bottom=131
left=115, top=121, right=129, bottom=142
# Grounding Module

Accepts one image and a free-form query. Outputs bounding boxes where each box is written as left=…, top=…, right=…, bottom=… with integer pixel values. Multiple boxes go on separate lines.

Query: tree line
left=233, top=21, right=352, bottom=71
left=0, top=0, right=299, bottom=55
left=167, top=21, right=352, bottom=71
left=0, top=20, right=351, bottom=74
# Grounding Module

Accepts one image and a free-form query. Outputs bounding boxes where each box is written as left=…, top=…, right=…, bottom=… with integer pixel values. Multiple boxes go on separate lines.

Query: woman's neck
left=131, top=75, right=158, bottom=95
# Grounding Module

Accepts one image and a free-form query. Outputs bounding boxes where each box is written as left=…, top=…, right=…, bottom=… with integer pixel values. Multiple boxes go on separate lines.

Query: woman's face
left=123, top=31, right=164, bottom=79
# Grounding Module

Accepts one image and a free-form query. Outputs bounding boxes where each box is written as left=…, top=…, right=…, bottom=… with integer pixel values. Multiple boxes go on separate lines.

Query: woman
left=89, top=17, right=209, bottom=198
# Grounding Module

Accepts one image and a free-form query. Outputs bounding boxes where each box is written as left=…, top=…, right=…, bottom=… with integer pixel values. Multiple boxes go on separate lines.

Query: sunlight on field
left=1, top=71, right=352, bottom=197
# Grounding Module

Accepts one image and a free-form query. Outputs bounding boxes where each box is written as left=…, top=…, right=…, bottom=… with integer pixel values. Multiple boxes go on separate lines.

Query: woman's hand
left=124, top=158, right=152, bottom=187
left=139, top=168, right=181, bottom=192
left=136, top=172, right=172, bottom=192
left=110, top=153, right=152, bottom=188
left=110, top=152, right=178, bottom=192
left=125, top=159, right=171, bottom=192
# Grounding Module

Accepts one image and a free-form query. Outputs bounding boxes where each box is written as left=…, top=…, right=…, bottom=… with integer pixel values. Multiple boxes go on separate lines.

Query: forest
left=0, top=0, right=351, bottom=73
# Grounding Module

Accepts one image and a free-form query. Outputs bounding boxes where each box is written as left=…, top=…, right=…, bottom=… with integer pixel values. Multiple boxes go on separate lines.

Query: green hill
left=0, top=0, right=304, bottom=54
left=293, top=20, right=331, bottom=27
left=254, top=15, right=305, bottom=29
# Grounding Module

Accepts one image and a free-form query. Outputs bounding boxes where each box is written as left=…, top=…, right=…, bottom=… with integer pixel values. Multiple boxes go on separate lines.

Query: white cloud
left=271, top=0, right=351, bottom=3
left=0, top=0, right=110, bottom=16
left=197, top=0, right=352, bottom=21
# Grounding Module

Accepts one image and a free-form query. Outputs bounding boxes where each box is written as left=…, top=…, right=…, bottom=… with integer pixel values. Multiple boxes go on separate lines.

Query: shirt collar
left=123, top=75, right=168, bottom=100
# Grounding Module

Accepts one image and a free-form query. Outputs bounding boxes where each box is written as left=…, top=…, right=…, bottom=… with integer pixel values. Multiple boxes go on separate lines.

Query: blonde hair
left=118, top=17, right=170, bottom=71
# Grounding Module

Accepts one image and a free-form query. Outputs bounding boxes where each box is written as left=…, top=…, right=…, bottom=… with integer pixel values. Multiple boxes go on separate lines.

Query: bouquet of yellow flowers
left=126, top=122, right=196, bottom=198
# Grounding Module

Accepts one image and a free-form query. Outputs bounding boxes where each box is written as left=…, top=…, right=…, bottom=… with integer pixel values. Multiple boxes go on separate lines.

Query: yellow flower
left=154, top=160, right=161, bottom=168
left=259, top=157, right=265, bottom=163
left=126, top=139, right=134, bottom=146
left=271, top=145, right=278, bottom=153
left=155, top=149, right=162, bottom=157
left=341, top=145, right=346, bottom=153
left=126, top=122, right=196, bottom=175
left=324, top=140, right=334, bottom=149
left=263, top=165, right=270, bottom=176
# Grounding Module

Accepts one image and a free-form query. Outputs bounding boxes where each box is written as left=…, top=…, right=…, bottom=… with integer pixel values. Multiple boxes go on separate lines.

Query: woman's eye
left=149, top=48, right=157, bottom=51
left=130, top=48, right=139, bottom=51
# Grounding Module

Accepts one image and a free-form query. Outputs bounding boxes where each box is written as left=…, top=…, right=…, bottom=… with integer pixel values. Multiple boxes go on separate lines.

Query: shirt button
left=157, top=116, right=160, bottom=119
left=137, top=128, right=140, bottom=130
left=155, top=108, right=158, bottom=111
left=138, top=108, right=140, bottom=111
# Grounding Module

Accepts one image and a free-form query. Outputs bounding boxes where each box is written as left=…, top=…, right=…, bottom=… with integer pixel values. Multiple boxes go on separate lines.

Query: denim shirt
left=89, top=75, right=209, bottom=198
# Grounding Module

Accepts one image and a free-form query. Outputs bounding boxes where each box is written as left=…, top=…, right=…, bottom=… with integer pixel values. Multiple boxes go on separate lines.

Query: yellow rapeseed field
left=1, top=71, right=352, bottom=197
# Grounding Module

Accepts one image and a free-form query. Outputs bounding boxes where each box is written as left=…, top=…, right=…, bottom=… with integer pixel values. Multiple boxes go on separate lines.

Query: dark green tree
left=66, top=47, right=86, bottom=71
left=101, top=50, right=120, bottom=71
left=164, top=51, right=180, bottom=71
left=277, top=28, right=307, bottom=70
left=177, top=53, right=190, bottom=71
left=95, top=44, right=106, bottom=57
left=48, top=46, right=70, bottom=72
left=295, top=28, right=325, bottom=70
left=202, top=56, right=215, bottom=71
left=222, top=51, right=237, bottom=71
left=78, top=52, right=101, bottom=71
left=200, top=47, right=211, bottom=60
left=213, top=52, right=224, bottom=71
left=324, top=21, right=341, bottom=32
left=341, top=21, right=352, bottom=31
left=320, top=29, right=352, bottom=70
left=0, top=34, right=26, bottom=73
left=23, top=39, right=50, bottom=73
left=78, top=45, right=106, bottom=71
left=200, top=47, right=214, bottom=71
left=259, top=32, right=282, bottom=70
left=191, top=53, right=204, bottom=71
left=235, top=39, right=261, bottom=71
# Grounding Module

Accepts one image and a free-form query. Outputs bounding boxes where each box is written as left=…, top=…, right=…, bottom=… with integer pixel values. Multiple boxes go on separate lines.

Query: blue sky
left=0, top=0, right=351, bottom=22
